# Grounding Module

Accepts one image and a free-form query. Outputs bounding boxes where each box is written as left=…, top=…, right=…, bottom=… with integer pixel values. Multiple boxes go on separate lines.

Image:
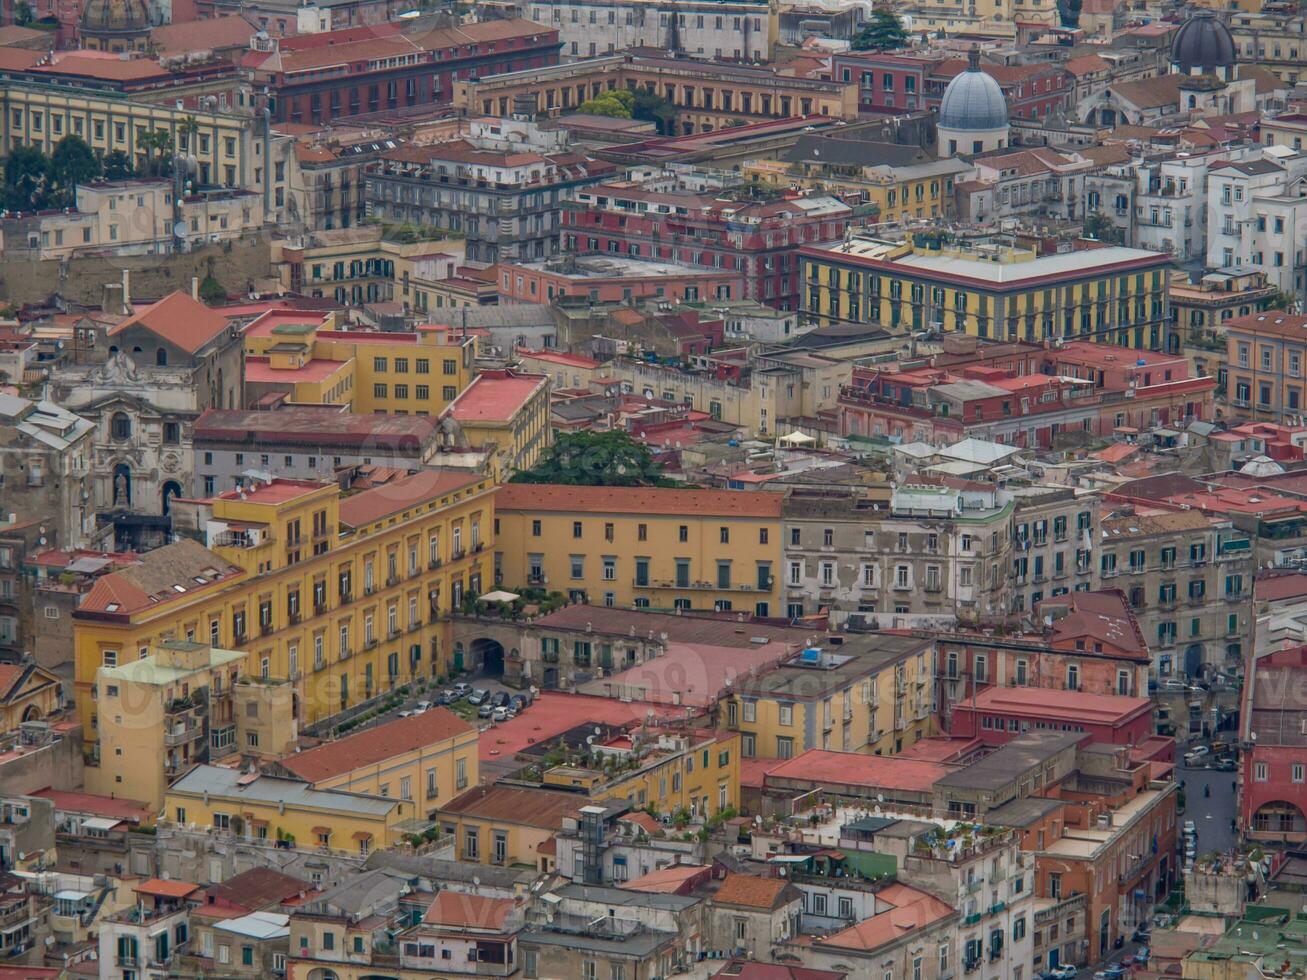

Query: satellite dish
left=173, top=221, right=187, bottom=238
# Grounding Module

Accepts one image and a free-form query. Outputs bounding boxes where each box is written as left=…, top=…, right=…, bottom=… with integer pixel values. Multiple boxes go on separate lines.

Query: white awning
left=81, top=817, right=124, bottom=831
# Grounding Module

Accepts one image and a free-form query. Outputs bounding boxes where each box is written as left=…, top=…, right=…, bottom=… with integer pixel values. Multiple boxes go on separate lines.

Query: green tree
left=852, top=9, right=908, bottom=51
left=137, top=129, right=173, bottom=178
left=198, top=274, right=226, bottom=305
left=511, top=430, right=670, bottom=487
left=1083, top=213, right=1123, bottom=245
left=101, top=149, right=134, bottom=180
left=2, top=145, right=50, bottom=211
left=633, top=89, right=677, bottom=135
left=577, top=93, right=632, bottom=118
left=12, top=0, right=31, bottom=25
left=48, top=136, right=100, bottom=206
left=1057, top=0, right=1082, bottom=27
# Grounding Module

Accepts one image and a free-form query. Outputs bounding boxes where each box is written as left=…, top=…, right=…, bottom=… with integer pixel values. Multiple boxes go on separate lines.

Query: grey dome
left=1171, top=10, right=1236, bottom=74
left=939, top=50, right=1009, bottom=132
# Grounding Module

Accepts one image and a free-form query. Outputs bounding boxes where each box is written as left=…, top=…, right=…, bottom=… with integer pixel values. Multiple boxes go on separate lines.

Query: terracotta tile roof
left=408, top=17, right=552, bottom=51
left=1077, top=144, right=1131, bottom=166
left=621, top=864, right=711, bottom=894
left=77, top=539, right=242, bottom=616
left=337, top=469, right=485, bottom=528
left=108, top=291, right=232, bottom=355
left=423, top=892, right=517, bottom=930
left=707, top=964, right=846, bottom=980
left=1041, top=589, right=1148, bottom=660
left=278, top=35, right=421, bottom=73
left=964, top=685, right=1149, bottom=724
left=438, top=784, right=580, bottom=830
left=763, top=750, right=955, bottom=792
left=493, top=484, right=782, bottom=518
left=1110, top=75, right=1184, bottom=110
left=820, top=883, right=953, bottom=951
left=713, top=874, right=794, bottom=910
left=278, top=709, right=474, bottom=784
left=200, top=868, right=311, bottom=911
left=137, top=878, right=201, bottom=900
left=1064, top=54, right=1111, bottom=75
left=1227, top=310, right=1307, bottom=340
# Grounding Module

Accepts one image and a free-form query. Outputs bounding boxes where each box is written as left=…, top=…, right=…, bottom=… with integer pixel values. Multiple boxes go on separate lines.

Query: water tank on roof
left=800, top=647, right=822, bottom=664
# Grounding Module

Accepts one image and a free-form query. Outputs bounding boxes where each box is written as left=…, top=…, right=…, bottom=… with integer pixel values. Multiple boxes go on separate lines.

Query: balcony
left=339, top=591, right=353, bottom=605
left=164, top=725, right=201, bottom=747
left=232, top=630, right=247, bottom=646
left=451, top=549, right=466, bottom=561
left=288, top=611, right=301, bottom=625
left=260, top=622, right=274, bottom=637
left=386, top=575, right=400, bottom=588
left=313, top=524, right=335, bottom=540
left=314, top=600, right=328, bottom=616
left=429, top=558, right=443, bottom=570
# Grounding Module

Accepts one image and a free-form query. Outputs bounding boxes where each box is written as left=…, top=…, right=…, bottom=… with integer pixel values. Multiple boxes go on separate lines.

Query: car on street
left=511, top=694, right=529, bottom=713
left=1096, top=964, right=1127, bottom=980
left=492, top=706, right=511, bottom=722
left=397, top=709, right=413, bottom=718
left=1131, top=926, right=1151, bottom=944
left=490, top=691, right=511, bottom=709
left=1041, top=967, right=1078, bottom=979
left=1134, top=947, right=1150, bottom=964
left=1212, top=756, right=1237, bottom=772
left=415, top=700, right=432, bottom=713
left=1158, top=678, right=1190, bottom=692
left=477, top=703, right=494, bottom=719
left=1187, top=744, right=1211, bottom=759
left=1183, top=820, right=1196, bottom=835
left=452, top=682, right=471, bottom=697
left=468, top=688, right=490, bottom=706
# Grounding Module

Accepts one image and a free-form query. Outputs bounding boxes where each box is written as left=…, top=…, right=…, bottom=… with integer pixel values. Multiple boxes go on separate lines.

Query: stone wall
left=0, top=234, right=274, bottom=307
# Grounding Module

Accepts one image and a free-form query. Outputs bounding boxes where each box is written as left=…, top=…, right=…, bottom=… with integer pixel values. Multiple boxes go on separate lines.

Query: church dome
left=1171, top=9, right=1236, bottom=75
left=939, top=50, right=1009, bottom=132
left=80, top=0, right=151, bottom=38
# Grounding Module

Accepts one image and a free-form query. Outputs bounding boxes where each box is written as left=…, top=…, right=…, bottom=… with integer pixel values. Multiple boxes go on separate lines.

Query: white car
left=397, top=709, right=413, bottom=718
left=491, top=706, right=511, bottom=722
left=1183, top=820, right=1197, bottom=836
left=415, top=700, right=432, bottom=713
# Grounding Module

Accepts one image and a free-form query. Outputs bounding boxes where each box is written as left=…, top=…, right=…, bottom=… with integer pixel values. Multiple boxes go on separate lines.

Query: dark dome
left=1171, top=9, right=1236, bottom=74
left=80, top=0, right=151, bottom=36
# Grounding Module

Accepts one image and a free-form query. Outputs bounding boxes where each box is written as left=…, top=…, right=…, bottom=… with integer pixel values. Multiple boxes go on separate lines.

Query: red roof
left=714, top=875, right=794, bottom=910
left=708, top=964, right=846, bottom=980
left=621, top=864, right=712, bottom=894
left=962, top=685, right=1150, bottom=724
left=763, top=750, right=957, bottom=792
left=32, top=789, right=149, bottom=823
left=212, top=479, right=325, bottom=506
left=423, top=892, right=517, bottom=930
left=108, top=292, right=230, bottom=354
left=1256, top=572, right=1307, bottom=602
left=279, top=709, right=474, bottom=784
left=244, top=355, right=347, bottom=384
left=337, top=469, right=484, bottom=527
left=136, top=878, right=200, bottom=900
left=494, top=484, right=782, bottom=518
left=820, top=883, right=953, bottom=951
left=446, top=369, right=547, bottom=423
left=515, top=348, right=600, bottom=369
left=478, top=692, right=680, bottom=766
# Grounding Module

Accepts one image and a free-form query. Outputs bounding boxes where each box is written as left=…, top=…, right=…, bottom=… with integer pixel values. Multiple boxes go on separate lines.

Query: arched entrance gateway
left=471, top=637, right=505, bottom=676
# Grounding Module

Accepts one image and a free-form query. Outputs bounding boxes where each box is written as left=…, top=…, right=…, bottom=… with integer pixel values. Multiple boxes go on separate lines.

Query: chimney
left=191, top=277, right=199, bottom=300
left=102, top=282, right=125, bottom=317
left=121, top=269, right=131, bottom=310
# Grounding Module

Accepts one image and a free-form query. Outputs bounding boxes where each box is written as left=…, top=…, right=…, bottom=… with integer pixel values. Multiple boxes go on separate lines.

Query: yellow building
left=801, top=233, right=1175, bottom=350
left=243, top=308, right=476, bottom=415
left=441, top=369, right=551, bottom=478
left=437, top=783, right=582, bottom=869
left=744, top=156, right=971, bottom=224
left=726, top=634, right=936, bottom=760
left=550, top=729, right=741, bottom=818
left=276, top=708, right=478, bottom=818
left=493, top=485, right=783, bottom=615
left=163, top=764, right=411, bottom=854
left=0, top=83, right=251, bottom=188
left=90, top=639, right=297, bottom=809
left=513, top=348, right=604, bottom=391
left=0, top=663, right=61, bottom=732
left=73, top=470, right=495, bottom=772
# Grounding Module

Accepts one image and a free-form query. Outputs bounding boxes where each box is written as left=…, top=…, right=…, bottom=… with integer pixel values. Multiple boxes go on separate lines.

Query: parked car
left=510, top=694, right=529, bottom=712
left=1187, top=744, right=1211, bottom=758
left=452, top=682, right=471, bottom=697
left=492, top=706, right=511, bottom=722
left=1041, top=967, right=1078, bottom=979
left=414, top=700, right=432, bottom=714
left=468, top=688, right=490, bottom=706
left=1131, top=926, right=1152, bottom=944
left=397, top=709, right=413, bottom=718
left=1098, top=964, right=1127, bottom=980
left=1183, top=820, right=1197, bottom=835
left=490, top=691, right=511, bottom=709
left=1159, top=678, right=1189, bottom=691
left=477, top=703, right=494, bottom=719
left=1134, top=947, right=1151, bottom=964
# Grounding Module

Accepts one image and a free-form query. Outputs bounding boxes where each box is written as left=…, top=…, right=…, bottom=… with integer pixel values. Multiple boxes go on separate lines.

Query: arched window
left=110, top=412, right=131, bottom=441
left=156, top=347, right=168, bottom=367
